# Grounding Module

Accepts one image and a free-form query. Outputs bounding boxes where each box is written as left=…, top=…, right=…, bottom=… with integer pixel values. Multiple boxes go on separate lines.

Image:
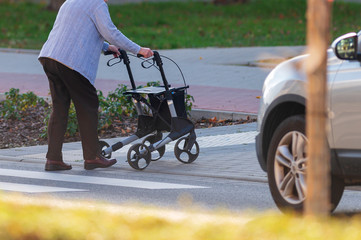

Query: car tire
left=267, top=114, right=345, bottom=213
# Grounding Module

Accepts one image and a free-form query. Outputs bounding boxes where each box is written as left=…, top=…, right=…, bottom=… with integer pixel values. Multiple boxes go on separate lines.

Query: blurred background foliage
left=0, top=0, right=360, bottom=49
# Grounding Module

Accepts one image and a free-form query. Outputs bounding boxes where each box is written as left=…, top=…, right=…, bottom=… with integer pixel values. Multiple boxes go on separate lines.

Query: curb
left=190, top=109, right=257, bottom=121
left=0, top=48, right=40, bottom=55
left=1, top=92, right=257, bottom=121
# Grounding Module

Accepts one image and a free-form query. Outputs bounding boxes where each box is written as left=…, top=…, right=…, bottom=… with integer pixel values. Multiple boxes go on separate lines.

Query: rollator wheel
left=99, top=140, right=112, bottom=159
left=142, top=132, right=165, bottom=161
left=127, top=143, right=151, bottom=170
left=174, top=137, right=200, bottom=164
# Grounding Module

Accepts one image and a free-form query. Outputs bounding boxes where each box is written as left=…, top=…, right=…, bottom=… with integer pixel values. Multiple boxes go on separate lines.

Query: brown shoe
left=84, top=155, right=117, bottom=170
left=45, top=159, right=72, bottom=171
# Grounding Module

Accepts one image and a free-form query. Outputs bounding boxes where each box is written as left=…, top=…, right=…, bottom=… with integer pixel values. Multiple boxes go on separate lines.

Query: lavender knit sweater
left=39, top=0, right=141, bottom=85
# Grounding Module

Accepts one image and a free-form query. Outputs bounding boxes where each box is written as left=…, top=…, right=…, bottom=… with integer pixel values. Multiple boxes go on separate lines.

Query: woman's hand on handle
left=107, top=45, right=120, bottom=57
left=138, top=47, right=153, bottom=58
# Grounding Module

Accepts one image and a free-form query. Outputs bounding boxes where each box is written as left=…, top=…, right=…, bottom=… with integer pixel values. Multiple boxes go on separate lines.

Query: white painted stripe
left=0, top=169, right=208, bottom=190
left=0, top=182, right=87, bottom=193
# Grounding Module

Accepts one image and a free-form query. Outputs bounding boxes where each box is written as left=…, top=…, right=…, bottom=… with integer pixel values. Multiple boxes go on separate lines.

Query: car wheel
left=267, top=114, right=345, bottom=212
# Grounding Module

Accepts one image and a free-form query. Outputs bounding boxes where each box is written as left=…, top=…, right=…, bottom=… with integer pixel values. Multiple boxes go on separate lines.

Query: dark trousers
left=40, top=58, right=99, bottom=161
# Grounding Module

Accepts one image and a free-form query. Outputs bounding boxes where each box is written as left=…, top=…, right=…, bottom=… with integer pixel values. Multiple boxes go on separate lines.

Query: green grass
left=0, top=0, right=361, bottom=49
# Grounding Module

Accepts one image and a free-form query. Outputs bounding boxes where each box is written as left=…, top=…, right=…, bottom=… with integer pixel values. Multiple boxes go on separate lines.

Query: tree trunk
left=47, top=0, right=64, bottom=11
left=305, top=0, right=333, bottom=216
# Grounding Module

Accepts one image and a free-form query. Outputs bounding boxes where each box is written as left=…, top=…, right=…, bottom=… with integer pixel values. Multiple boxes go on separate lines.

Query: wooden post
left=305, top=0, right=333, bottom=216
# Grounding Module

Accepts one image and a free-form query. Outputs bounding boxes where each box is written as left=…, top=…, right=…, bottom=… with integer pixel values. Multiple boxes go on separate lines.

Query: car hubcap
left=274, top=131, right=308, bottom=205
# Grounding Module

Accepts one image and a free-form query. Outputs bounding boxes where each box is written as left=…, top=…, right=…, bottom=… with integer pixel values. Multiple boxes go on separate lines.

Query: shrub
left=97, top=84, right=134, bottom=130
left=0, top=88, right=47, bottom=120
left=0, top=86, right=194, bottom=138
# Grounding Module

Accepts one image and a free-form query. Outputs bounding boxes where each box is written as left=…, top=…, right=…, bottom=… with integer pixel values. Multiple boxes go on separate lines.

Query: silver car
left=256, top=31, right=361, bottom=212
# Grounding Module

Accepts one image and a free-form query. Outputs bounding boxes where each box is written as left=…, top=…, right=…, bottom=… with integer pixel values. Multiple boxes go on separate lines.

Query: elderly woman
left=39, top=0, right=153, bottom=171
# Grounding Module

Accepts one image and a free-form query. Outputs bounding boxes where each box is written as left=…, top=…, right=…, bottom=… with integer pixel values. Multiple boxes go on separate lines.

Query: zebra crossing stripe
left=0, top=169, right=208, bottom=190
left=0, top=182, right=87, bottom=193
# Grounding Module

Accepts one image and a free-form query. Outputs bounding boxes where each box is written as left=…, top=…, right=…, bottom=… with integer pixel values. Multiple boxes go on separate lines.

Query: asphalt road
left=0, top=154, right=275, bottom=212
left=2, top=153, right=361, bottom=214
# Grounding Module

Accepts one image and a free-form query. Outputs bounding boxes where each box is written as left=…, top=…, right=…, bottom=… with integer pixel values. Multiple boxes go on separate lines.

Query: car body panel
left=257, top=55, right=307, bottom=132
left=256, top=49, right=343, bottom=170
left=331, top=60, right=361, bottom=149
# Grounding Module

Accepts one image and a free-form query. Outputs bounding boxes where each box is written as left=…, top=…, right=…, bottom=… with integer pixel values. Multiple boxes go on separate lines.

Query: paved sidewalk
left=0, top=122, right=267, bottom=182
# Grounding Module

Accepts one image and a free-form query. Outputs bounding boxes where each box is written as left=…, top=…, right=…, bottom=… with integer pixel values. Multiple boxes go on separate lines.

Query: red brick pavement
left=0, top=72, right=260, bottom=114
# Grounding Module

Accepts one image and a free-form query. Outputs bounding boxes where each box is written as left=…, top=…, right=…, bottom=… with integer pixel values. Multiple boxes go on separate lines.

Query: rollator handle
left=153, top=51, right=170, bottom=92
left=104, top=48, right=122, bottom=57
left=118, top=50, right=136, bottom=90
left=153, top=51, right=163, bottom=66
left=105, top=51, right=144, bottom=59
left=104, top=50, right=116, bottom=56
left=119, top=49, right=130, bottom=64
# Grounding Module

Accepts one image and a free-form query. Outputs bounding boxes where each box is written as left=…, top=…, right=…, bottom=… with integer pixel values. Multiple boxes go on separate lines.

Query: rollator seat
left=125, top=86, right=169, bottom=95
left=125, top=86, right=189, bottom=95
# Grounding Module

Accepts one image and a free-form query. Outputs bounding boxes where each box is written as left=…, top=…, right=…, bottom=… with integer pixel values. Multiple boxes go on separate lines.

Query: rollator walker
left=99, top=50, right=199, bottom=170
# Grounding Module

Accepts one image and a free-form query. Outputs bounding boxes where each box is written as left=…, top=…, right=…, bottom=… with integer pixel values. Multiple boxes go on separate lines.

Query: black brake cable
left=107, top=53, right=188, bottom=94
left=128, top=53, right=188, bottom=90
left=160, top=55, right=187, bottom=88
